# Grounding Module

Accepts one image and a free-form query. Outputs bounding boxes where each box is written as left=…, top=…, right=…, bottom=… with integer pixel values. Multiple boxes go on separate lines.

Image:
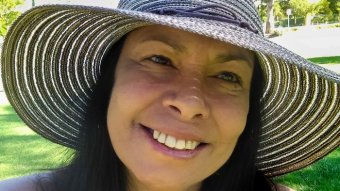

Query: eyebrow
left=140, top=35, right=187, bottom=52
left=215, top=54, right=254, bottom=69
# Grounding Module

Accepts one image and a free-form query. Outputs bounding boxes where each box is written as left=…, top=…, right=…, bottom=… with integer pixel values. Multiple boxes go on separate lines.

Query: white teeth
left=184, top=140, right=200, bottom=150
left=165, top=135, right=176, bottom=148
left=153, top=130, right=160, bottom=139
left=185, top=140, right=193, bottom=149
left=175, top=139, right=186, bottom=150
left=192, top=141, right=199, bottom=149
left=152, top=130, right=201, bottom=150
left=157, top=132, right=166, bottom=143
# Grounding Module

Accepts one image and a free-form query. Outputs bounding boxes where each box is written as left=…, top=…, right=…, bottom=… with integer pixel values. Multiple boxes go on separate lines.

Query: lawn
left=0, top=104, right=339, bottom=190
left=274, top=148, right=340, bottom=191
left=0, top=104, right=73, bottom=179
left=308, top=56, right=340, bottom=64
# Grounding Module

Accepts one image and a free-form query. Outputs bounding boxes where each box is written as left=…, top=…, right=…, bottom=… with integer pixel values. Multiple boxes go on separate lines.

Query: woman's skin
left=107, top=25, right=255, bottom=191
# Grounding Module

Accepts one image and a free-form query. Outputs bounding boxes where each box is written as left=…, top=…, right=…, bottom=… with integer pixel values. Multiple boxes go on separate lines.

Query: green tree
left=0, top=0, right=24, bottom=37
left=328, top=0, right=339, bottom=14
left=289, top=0, right=329, bottom=25
left=257, top=0, right=286, bottom=33
left=315, top=0, right=333, bottom=22
left=274, top=1, right=285, bottom=21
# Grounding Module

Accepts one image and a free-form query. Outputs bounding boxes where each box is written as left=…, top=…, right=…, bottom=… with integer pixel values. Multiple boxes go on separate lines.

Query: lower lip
left=138, top=124, right=206, bottom=159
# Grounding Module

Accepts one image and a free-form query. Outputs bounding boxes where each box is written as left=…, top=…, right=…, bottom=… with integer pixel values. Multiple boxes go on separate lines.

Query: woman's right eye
left=147, top=55, right=173, bottom=67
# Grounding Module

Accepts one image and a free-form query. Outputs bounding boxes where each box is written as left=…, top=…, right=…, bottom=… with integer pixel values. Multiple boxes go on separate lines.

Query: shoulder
left=275, top=184, right=296, bottom=191
left=0, top=172, right=52, bottom=191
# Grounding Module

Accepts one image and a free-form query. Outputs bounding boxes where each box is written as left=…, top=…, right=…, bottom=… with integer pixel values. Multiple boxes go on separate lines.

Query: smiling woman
left=107, top=26, right=255, bottom=190
left=0, top=0, right=339, bottom=191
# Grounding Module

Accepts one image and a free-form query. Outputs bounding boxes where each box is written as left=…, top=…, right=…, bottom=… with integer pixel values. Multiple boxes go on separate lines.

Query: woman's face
left=107, top=25, right=254, bottom=191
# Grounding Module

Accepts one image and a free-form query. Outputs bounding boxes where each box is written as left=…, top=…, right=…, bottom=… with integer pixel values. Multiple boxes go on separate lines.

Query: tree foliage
left=0, top=0, right=24, bottom=36
left=289, top=0, right=332, bottom=25
left=274, top=1, right=285, bottom=20
left=258, top=0, right=338, bottom=28
left=289, top=0, right=331, bottom=16
left=328, top=0, right=340, bottom=14
left=289, top=0, right=311, bottom=17
left=337, top=1, right=340, bottom=12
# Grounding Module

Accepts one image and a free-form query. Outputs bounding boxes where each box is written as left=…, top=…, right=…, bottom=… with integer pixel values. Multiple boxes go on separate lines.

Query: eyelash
left=147, top=55, right=173, bottom=66
left=216, top=72, right=241, bottom=84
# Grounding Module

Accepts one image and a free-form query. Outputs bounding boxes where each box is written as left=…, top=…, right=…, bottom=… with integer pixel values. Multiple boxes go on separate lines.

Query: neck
left=126, top=172, right=202, bottom=191
left=127, top=183, right=201, bottom=191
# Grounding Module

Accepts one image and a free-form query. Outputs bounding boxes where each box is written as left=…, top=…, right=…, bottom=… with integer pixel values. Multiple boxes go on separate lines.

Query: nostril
left=163, top=95, right=209, bottom=120
left=195, top=113, right=203, bottom=118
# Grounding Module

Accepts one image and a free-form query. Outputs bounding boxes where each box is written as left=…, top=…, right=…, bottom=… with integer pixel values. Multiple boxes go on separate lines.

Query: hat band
left=150, top=4, right=258, bottom=34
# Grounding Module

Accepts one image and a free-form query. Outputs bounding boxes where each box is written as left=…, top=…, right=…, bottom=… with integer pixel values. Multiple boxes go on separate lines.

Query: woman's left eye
left=148, top=55, right=173, bottom=66
left=216, top=72, right=241, bottom=84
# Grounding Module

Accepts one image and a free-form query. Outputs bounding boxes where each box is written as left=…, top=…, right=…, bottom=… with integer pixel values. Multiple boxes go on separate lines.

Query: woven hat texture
left=1, top=0, right=339, bottom=177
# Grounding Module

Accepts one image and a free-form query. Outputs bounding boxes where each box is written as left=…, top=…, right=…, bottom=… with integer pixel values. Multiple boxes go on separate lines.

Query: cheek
left=106, top=77, right=155, bottom=139
left=213, top=93, right=249, bottom=128
left=106, top=80, right=152, bottom=172
left=106, top=72, right=166, bottom=157
left=222, top=105, right=248, bottom=133
left=107, top=70, right=161, bottom=122
left=212, top=95, right=249, bottom=145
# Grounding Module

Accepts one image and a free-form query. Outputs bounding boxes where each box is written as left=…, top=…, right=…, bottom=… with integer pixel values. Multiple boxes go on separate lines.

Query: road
left=270, top=27, right=340, bottom=58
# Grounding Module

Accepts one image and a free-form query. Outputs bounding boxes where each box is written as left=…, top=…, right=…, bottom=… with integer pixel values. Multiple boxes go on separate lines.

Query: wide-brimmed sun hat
left=1, top=0, right=339, bottom=177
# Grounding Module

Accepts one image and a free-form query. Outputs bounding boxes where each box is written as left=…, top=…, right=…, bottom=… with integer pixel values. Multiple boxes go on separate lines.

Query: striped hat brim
left=1, top=5, right=339, bottom=177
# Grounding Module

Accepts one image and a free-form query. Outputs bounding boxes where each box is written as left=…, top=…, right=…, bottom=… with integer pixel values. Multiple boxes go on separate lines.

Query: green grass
left=308, top=56, right=340, bottom=64
left=0, top=104, right=339, bottom=190
left=274, top=148, right=340, bottom=191
left=0, top=104, right=73, bottom=180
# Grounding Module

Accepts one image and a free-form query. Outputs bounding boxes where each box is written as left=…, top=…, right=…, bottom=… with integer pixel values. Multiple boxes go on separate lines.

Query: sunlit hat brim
left=1, top=5, right=339, bottom=177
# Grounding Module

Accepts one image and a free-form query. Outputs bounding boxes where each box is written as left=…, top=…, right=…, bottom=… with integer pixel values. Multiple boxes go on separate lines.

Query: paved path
left=270, top=27, right=340, bottom=58
left=321, top=64, right=340, bottom=74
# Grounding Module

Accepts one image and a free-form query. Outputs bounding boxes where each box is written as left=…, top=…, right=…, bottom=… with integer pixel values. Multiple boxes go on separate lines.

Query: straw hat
left=1, top=0, right=339, bottom=177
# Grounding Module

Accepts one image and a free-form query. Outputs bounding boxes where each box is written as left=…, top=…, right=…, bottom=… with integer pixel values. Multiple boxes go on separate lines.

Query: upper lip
left=139, top=121, right=207, bottom=143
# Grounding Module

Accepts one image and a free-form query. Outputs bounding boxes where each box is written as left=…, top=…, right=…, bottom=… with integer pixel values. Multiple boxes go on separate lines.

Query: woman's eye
left=216, top=72, right=241, bottom=84
left=148, top=55, right=172, bottom=66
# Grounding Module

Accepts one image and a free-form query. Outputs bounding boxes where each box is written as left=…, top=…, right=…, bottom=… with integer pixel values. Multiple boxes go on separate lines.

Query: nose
left=162, top=78, right=210, bottom=121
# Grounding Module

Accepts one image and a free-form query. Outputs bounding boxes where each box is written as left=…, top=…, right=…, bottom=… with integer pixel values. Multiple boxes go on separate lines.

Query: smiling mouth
left=141, top=124, right=206, bottom=151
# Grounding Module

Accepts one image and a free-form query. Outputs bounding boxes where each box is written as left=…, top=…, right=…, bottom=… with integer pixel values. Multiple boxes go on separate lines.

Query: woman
left=0, top=0, right=339, bottom=191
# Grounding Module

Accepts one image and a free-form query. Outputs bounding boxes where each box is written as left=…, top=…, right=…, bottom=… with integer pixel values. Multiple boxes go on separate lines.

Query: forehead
left=124, top=25, right=255, bottom=64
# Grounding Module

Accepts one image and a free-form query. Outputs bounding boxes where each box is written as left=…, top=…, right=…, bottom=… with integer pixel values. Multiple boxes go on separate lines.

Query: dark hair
left=42, top=36, right=273, bottom=191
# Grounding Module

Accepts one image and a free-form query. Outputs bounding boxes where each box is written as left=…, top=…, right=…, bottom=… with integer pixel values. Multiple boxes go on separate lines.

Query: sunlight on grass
left=0, top=104, right=73, bottom=180
left=6, top=126, right=36, bottom=135
left=274, top=148, right=340, bottom=191
left=308, top=56, right=340, bottom=64
left=0, top=105, right=14, bottom=115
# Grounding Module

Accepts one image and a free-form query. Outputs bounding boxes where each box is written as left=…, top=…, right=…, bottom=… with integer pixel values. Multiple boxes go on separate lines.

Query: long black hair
left=40, top=35, right=273, bottom=191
